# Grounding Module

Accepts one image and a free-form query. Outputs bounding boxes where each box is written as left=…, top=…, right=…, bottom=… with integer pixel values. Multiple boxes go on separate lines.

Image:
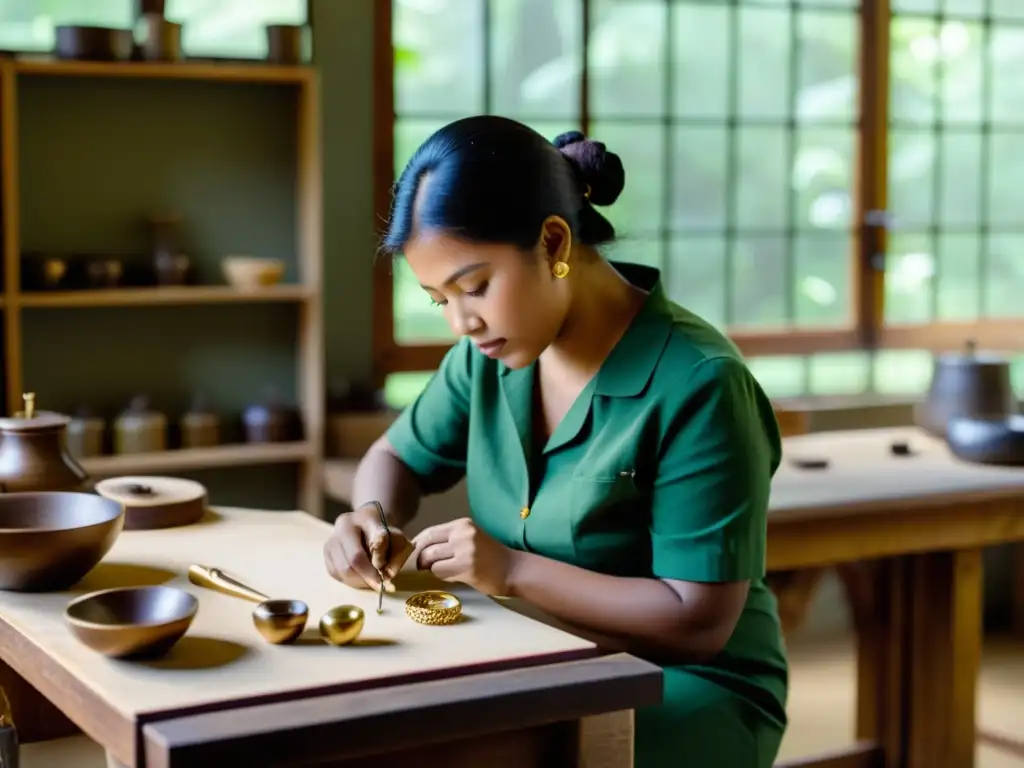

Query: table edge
left=141, top=652, right=662, bottom=768
left=769, top=484, right=1024, bottom=523
left=768, top=494, right=1024, bottom=570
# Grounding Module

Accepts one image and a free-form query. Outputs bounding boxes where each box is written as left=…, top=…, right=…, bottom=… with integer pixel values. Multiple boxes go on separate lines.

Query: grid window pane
left=938, top=131, right=983, bottom=227
left=991, top=0, right=1024, bottom=20
left=988, top=27, right=1024, bottom=125
left=672, top=127, right=729, bottom=233
left=667, top=237, right=728, bottom=329
left=884, top=232, right=935, bottom=324
left=588, top=0, right=666, bottom=117
left=987, top=132, right=1024, bottom=225
left=940, top=21, right=984, bottom=124
left=390, top=0, right=863, bottom=354
left=669, top=4, right=858, bottom=331
left=588, top=122, right=664, bottom=237
left=737, top=7, right=793, bottom=120
left=796, top=11, right=858, bottom=124
left=943, top=0, right=987, bottom=18
left=490, top=0, right=582, bottom=120
left=890, top=17, right=939, bottom=125
left=394, top=0, right=485, bottom=115
left=730, top=235, right=789, bottom=328
left=892, top=0, right=940, bottom=12
left=793, top=127, right=855, bottom=230
left=749, top=0, right=856, bottom=6
left=986, top=233, right=1024, bottom=318
left=673, top=3, right=731, bottom=119
left=733, top=127, right=790, bottom=231
left=888, top=130, right=936, bottom=228
left=794, top=234, right=850, bottom=327
left=936, top=233, right=981, bottom=320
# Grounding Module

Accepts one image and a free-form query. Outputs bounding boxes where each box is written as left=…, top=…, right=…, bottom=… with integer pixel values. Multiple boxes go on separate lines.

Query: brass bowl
left=318, top=605, right=365, bottom=646
left=0, top=492, right=124, bottom=591
left=65, top=585, right=198, bottom=658
left=404, top=591, right=462, bottom=626
left=253, top=599, right=309, bottom=645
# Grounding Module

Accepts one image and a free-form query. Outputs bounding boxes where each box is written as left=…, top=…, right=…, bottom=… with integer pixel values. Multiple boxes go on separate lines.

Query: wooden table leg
left=903, top=549, right=983, bottom=768
left=0, top=663, right=77, bottom=743
left=0, top=686, right=18, bottom=768
left=845, top=560, right=907, bottom=765
left=1012, top=542, right=1024, bottom=640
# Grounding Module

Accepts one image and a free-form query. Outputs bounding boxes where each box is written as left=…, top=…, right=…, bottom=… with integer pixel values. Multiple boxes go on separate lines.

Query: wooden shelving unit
left=0, top=58, right=325, bottom=517
left=17, top=284, right=313, bottom=307
left=80, top=440, right=314, bottom=475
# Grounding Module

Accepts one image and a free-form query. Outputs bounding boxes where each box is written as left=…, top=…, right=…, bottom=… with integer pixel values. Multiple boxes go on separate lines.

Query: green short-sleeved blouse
left=386, top=262, right=788, bottom=767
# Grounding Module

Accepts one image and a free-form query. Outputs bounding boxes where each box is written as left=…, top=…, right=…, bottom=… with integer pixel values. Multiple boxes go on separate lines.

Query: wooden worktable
left=0, top=508, right=661, bottom=767
left=766, top=428, right=1024, bottom=768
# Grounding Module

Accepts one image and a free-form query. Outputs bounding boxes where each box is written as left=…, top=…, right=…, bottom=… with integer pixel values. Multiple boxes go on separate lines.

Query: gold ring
left=404, top=591, right=463, bottom=626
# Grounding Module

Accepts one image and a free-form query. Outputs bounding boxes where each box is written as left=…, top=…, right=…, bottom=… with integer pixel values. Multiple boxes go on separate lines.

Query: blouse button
left=519, top=506, right=530, bottom=520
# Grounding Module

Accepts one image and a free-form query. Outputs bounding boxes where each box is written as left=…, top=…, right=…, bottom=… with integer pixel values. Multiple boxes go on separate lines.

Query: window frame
left=371, top=0, right=1024, bottom=383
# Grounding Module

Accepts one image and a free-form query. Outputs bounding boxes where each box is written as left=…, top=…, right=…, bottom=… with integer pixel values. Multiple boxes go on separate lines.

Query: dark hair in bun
left=382, top=115, right=625, bottom=255
left=552, top=130, right=625, bottom=207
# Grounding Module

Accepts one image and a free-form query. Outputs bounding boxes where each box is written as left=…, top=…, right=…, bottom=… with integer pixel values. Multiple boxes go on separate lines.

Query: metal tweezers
left=370, top=500, right=390, bottom=614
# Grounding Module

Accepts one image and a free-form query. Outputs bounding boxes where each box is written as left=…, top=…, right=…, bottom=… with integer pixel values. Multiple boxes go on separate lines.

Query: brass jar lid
left=404, top=590, right=463, bottom=626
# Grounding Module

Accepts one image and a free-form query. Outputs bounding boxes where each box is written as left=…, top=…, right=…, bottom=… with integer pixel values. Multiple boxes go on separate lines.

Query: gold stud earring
left=552, top=261, right=570, bottom=279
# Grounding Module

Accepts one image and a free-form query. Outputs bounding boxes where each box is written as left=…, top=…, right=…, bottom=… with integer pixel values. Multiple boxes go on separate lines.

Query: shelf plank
left=81, top=441, right=313, bottom=476
left=19, top=285, right=312, bottom=308
left=13, top=59, right=314, bottom=85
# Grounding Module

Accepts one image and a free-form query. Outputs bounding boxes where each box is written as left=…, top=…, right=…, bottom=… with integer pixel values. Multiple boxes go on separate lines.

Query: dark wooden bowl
left=65, top=586, right=198, bottom=658
left=0, top=492, right=125, bottom=591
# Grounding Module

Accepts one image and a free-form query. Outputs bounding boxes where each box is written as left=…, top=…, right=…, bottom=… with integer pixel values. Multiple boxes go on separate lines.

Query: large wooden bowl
left=65, top=586, right=198, bottom=658
left=0, top=492, right=125, bottom=591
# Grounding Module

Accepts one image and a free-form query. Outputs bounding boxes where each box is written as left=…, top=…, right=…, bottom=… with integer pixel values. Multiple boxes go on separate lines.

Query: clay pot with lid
left=0, top=393, right=90, bottom=493
left=914, top=339, right=1019, bottom=439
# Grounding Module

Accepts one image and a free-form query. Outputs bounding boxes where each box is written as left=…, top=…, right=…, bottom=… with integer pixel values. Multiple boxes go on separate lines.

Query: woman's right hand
left=323, top=503, right=414, bottom=591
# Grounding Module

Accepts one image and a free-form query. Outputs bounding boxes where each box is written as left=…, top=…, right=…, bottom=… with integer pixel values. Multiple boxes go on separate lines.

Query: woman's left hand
left=411, top=517, right=519, bottom=596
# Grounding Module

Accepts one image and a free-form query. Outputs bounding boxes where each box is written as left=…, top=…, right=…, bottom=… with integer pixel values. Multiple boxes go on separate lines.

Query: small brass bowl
left=252, top=599, right=309, bottom=645
left=318, top=605, right=365, bottom=646
left=65, top=585, right=198, bottom=658
left=404, top=590, right=462, bottom=626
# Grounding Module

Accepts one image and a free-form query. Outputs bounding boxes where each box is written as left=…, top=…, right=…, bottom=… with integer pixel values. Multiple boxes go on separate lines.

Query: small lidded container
left=180, top=395, right=220, bottom=449
left=114, top=395, right=167, bottom=454
left=242, top=395, right=300, bottom=444
left=66, top=406, right=106, bottom=459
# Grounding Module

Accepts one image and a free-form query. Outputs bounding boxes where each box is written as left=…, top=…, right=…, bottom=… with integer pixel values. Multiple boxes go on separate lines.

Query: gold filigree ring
left=405, top=591, right=463, bottom=626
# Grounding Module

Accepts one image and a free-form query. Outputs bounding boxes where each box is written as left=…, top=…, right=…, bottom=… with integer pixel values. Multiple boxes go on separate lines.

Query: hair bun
left=553, top=131, right=625, bottom=207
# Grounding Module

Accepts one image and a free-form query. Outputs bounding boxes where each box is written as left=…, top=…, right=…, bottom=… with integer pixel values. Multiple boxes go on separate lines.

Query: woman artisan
left=322, top=115, right=788, bottom=767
